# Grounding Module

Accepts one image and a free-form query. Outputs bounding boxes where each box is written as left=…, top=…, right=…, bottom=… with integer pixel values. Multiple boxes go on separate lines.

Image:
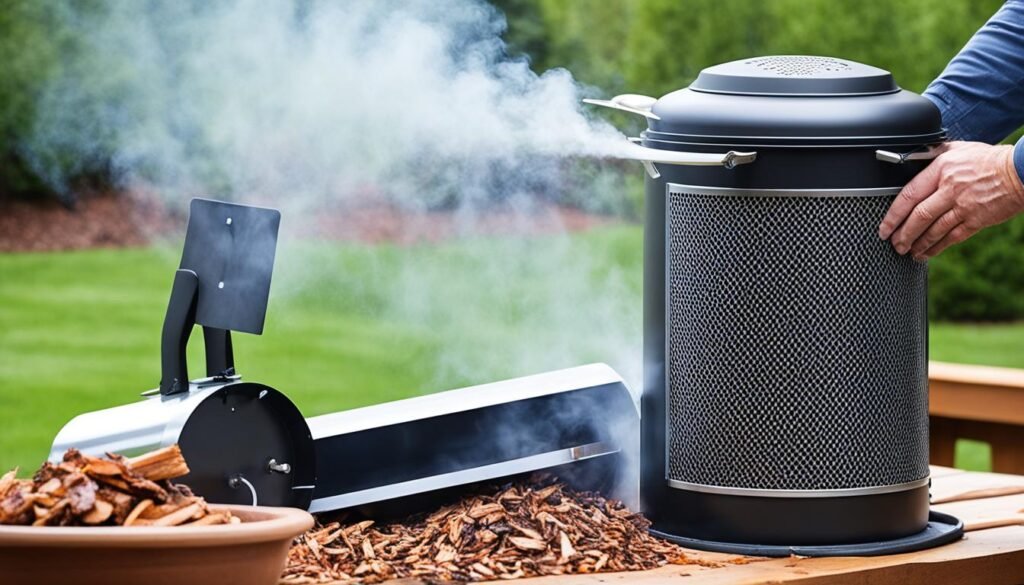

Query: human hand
left=878, top=141, right=1024, bottom=260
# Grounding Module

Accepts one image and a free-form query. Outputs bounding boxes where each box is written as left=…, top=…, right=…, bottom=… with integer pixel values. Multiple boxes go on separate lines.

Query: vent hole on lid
left=745, top=56, right=853, bottom=77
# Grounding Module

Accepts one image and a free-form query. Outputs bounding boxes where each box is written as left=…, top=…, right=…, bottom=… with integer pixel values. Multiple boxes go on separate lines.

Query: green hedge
left=2, top=0, right=1022, bottom=321
left=0, top=1, right=165, bottom=203
left=497, top=0, right=1006, bottom=99
left=497, top=0, right=1024, bottom=322
left=0, top=1, right=61, bottom=197
left=929, top=215, right=1024, bottom=321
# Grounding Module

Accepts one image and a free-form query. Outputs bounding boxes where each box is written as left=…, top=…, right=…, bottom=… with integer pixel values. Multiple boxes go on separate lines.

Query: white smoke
left=25, top=1, right=630, bottom=206
left=24, top=0, right=644, bottom=391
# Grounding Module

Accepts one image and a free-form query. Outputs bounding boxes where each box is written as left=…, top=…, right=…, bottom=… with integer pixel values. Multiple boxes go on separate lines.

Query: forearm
left=924, top=1, right=1024, bottom=144
left=880, top=2, right=1024, bottom=259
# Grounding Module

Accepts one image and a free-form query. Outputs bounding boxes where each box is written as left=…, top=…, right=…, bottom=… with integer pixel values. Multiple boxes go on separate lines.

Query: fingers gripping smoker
left=51, top=198, right=640, bottom=513
left=50, top=199, right=317, bottom=508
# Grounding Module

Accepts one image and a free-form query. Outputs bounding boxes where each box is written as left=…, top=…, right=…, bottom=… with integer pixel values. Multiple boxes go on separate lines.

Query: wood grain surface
left=509, top=466, right=1024, bottom=585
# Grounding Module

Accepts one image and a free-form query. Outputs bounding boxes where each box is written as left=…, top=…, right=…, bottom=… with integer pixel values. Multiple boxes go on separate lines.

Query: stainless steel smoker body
left=50, top=198, right=639, bottom=515
left=307, top=363, right=638, bottom=515
left=50, top=376, right=316, bottom=508
left=589, top=56, right=962, bottom=556
left=52, top=363, right=638, bottom=514
left=51, top=198, right=318, bottom=509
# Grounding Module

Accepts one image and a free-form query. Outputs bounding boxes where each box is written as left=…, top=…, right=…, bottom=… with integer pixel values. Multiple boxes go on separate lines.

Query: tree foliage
left=497, top=0, right=1006, bottom=95
left=2, top=0, right=1022, bottom=320
left=0, top=0, right=62, bottom=197
left=496, top=0, right=1024, bottom=322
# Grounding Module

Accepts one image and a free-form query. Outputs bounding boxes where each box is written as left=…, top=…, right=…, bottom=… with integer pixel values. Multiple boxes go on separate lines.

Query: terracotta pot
left=0, top=504, right=313, bottom=585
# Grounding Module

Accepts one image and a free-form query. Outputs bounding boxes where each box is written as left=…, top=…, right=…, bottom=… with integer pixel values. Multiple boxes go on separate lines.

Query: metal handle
left=876, top=144, right=943, bottom=164
left=267, top=458, right=291, bottom=474
left=308, top=441, right=618, bottom=513
left=583, top=97, right=757, bottom=177
left=228, top=474, right=258, bottom=506
left=583, top=94, right=660, bottom=120
left=619, top=142, right=757, bottom=178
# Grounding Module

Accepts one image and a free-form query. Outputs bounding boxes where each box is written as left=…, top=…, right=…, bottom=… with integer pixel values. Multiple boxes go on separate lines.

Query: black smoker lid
left=691, top=56, right=897, bottom=97
left=647, top=55, right=943, bottom=146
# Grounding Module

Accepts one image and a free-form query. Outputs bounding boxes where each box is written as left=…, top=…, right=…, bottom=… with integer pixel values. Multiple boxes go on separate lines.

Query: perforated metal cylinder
left=633, top=54, right=952, bottom=553
left=665, top=184, right=929, bottom=494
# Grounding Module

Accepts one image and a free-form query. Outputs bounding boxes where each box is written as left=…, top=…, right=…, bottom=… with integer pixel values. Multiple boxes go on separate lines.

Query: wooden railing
left=929, top=361, right=1024, bottom=475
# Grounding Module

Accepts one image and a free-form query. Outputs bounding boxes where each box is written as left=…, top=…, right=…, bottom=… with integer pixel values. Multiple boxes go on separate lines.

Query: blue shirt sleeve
left=923, top=0, right=1024, bottom=184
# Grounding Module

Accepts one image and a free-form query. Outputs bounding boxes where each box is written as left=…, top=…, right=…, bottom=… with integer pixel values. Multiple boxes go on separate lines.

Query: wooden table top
left=518, top=466, right=1024, bottom=585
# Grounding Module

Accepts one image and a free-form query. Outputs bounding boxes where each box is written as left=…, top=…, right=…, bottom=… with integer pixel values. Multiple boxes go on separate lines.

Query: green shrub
left=498, top=0, right=1024, bottom=322
left=0, top=0, right=62, bottom=198
left=0, top=1, right=156, bottom=202
left=3, top=0, right=1023, bottom=321
left=929, top=215, right=1024, bottom=321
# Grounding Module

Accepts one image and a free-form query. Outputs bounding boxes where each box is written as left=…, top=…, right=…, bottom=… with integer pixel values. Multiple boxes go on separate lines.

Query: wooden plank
left=516, top=527, right=1024, bottom=585
left=513, top=468, right=1024, bottom=585
left=930, top=362, right=1024, bottom=390
left=930, top=417, right=958, bottom=468
left=989, top=424, right=1024, bottom=476
left=930, top=417, right=1024, bottom=475
left=930, top=468, right=1024, bottom=504
left=929, top=361, right=1024, bottom=427
left=934, top=492, right=1024, bottom=528
left=928, top=465, right=967, bottom=479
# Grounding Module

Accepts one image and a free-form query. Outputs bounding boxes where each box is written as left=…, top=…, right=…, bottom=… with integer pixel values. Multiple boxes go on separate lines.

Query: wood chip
left=123, top=499, right=153, bottom=526
left=125, top=445, right=191, bottom=482
left=32, top=499, right=68, bottom=526
left=468, top=502, right=504, bottom=519
left=139, top=500, right=191, bottom=520
left=434, top=544, right=457, bottom=563
left=37, top=478, right=62, bottom=494
left=361, top=538, right=375, bottom=559
left=0, top=469, right=17, bottom=495
left=511, top=523, right=544, bottom=541
left=508, top=536, right=546, bottom=551
left=81, top=500, right=113, bottom=524
left=558, top=531, right=576, bottom=561
left=282, top=476, right=717, bottom=583
left=471, top=562, right=495, bottom=577
left=1, top=446, right=235, bottom=528
left=83, top=458, right=124, bottom=476
left=149, top=502, right=202, bottom=527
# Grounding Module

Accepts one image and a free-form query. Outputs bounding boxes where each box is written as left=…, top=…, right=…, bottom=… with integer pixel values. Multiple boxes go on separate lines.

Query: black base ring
left=650, top=511, right=963, bottom=557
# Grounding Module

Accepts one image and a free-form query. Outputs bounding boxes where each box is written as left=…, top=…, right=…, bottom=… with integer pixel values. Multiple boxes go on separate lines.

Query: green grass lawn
left=1, top=224, right=1019, bottom=475
left=930, top=323, right=1024, bottom=368
left=0, top=226, right=645, bottom=474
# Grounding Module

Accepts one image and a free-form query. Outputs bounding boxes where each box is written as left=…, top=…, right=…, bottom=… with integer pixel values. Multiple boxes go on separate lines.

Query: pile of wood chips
left=0, top=445, right=238, bottom=527
left=282, top=477, right=699, bottom=583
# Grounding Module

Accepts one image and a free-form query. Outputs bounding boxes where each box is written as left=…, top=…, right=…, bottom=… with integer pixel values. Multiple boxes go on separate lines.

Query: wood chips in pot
left=0, top=445, right=237, bottom=527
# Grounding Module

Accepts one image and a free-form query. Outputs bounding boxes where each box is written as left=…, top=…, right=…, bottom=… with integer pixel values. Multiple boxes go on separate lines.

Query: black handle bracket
left=160, top=269, right=199, bottom=396
left=157, top=198, right=280, bottom=396
left=202, top=326, right=235, bottom=378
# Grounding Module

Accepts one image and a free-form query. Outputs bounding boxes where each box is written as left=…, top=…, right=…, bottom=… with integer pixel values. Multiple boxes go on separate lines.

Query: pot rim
left=0, top=504, right=313, bottom=548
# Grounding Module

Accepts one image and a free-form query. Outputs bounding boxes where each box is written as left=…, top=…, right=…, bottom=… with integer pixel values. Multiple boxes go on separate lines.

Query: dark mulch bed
left=0, top=192, right=181, bottom=252
left=0, top=193, right=615, bottom=253
left=305, top=201, right=612, bottom=245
